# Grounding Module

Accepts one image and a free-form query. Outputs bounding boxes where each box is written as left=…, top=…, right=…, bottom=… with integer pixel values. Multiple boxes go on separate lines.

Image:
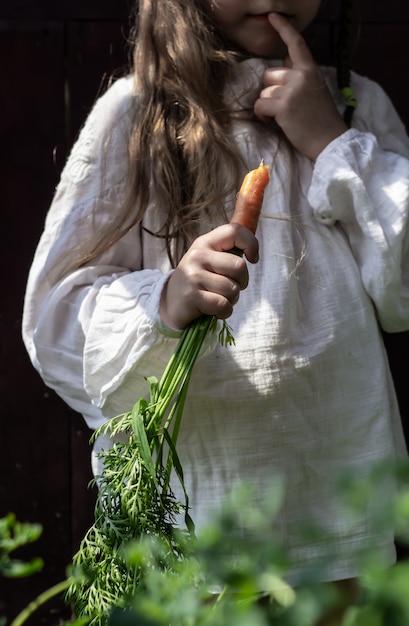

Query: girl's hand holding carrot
left=160, top=163, right=269, bottom=330
left=254, top=13, right=348, bottom=161
left=160, top=223, right=259, bottom=330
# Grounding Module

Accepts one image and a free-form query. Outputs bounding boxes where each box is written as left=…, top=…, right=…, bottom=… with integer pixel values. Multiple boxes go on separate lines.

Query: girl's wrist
left=159, top=279, right=188, bottom=332
left=309, top=120, right=349, bottom=161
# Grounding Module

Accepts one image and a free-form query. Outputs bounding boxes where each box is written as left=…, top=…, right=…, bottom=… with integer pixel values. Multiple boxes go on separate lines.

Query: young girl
left=22, top=0, right=409, bottom=601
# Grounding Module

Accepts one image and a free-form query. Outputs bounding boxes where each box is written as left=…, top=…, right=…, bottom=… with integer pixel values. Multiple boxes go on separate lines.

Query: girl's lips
left=247, top=11, right=291, bottom=22
left=249, top=13, right=270, bottom=21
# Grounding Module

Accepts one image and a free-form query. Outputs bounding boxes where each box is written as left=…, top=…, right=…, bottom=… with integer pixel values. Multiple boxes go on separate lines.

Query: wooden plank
left=359, top=0, right=409, bottom=23
left=0, top=18, right=128, bottom=624
left=351, top=23, right=409, bottom=129
left=65, top=20, right=129, bottom=553
left=383, top=332, right=409, bottom=444
left=66, top=20, right=129, bottom=143
left=0, top=21, right=73, bottom=624
left=0, top=0, right=131, bottom=20
left=319, top=0, right=409, bottom=23
left=2, top=0, right=409, bottom=23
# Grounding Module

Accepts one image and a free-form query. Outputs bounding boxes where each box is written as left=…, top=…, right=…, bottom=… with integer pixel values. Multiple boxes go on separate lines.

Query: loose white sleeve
left=309, top=74, right=409, bottom=332
left=22, top=77, right=185, bottom=430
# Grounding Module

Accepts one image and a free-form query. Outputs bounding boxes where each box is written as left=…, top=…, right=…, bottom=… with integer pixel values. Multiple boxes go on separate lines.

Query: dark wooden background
left=1, top=1, right=409, bottom=623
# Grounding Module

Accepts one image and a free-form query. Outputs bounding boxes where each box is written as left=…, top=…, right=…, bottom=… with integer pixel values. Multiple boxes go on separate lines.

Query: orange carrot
left=230, top=162, right=270, bottom=234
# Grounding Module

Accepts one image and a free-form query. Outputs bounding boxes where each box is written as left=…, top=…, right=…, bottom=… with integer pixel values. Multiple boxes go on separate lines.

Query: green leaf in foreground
left=0, top=513, right=43, bottom=579
left=66, top=315, right=231, bottom=625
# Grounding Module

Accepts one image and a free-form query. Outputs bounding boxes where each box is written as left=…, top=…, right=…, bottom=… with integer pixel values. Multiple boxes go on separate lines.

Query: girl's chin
left=244, top=42, right=286, bottom=59
left=237, top=31, right=287, bottom=58
left=221, top=27, right=286, bottom=59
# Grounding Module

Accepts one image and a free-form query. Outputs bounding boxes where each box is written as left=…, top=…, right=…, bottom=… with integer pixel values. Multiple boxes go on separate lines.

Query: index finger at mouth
left=268, top=12, right=314, bottom=68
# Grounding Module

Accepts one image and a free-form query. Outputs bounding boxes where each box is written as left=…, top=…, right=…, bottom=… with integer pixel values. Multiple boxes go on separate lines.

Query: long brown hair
left=71, top=0, right=245, bottom=272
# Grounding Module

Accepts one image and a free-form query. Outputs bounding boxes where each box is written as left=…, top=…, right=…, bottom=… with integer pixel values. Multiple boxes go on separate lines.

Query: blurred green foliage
left=4, top=460, right=409, bottom=625
left=0, top=513, right=43, bottom=579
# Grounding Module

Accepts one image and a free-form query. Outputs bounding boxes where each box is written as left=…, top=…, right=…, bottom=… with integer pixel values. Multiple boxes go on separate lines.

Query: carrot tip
left=230, top=161, right=271, bottom=234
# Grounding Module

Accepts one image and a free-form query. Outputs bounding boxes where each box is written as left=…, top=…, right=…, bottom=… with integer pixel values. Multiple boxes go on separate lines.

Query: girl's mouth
left=249, top=13, right=270, bottom=21
left=248, top=11, right=291, bottom=22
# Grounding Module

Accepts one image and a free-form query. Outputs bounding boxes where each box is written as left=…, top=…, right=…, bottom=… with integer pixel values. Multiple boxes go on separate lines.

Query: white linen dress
left=22, top=58, right=409, bottom=583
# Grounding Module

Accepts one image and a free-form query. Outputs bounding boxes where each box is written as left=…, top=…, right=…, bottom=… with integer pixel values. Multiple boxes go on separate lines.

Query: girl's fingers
left=188, top=247, right=249, bottom=291
left=253, top=11, right=347, bottom=160
left=160, top=224, right=258, bottom=329
left=202, top=223, right=259, bottom=264
left=268, top=12, right=314, bottom=69
left=263, top=67, right=287, bottom=83
left=193, top=290, right=236, bottom=320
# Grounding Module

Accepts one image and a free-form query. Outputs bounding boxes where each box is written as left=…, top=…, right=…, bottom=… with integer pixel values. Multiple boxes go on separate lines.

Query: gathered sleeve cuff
left=82, top=269, right=183, bottom=416
left=308, top=126, right=409, bottom=332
